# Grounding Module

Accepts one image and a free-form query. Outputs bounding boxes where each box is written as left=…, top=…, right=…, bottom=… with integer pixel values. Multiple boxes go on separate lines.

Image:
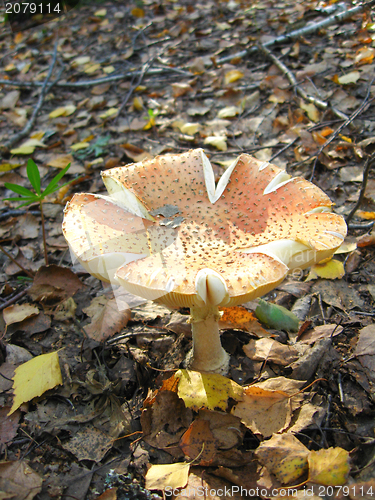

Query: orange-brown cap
left=62, top=149, right=347, bottom=308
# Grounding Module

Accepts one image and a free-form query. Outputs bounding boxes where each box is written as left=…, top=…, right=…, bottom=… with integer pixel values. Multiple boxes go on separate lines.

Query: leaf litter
left=0, top=0, right=375, bottom=497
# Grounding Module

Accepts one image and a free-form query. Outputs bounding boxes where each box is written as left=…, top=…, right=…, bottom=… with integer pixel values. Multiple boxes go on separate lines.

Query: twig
left=257, top=43, right=348, bottom=121
left=346, top=152, right=375, bottom=224
left=0, top=66, right=191, bottom=89
left=1, top=38, right=59, bottom=153
left=0, top=244, right=35, bottom=279
left=309, top=83, right=375, bottom=181
left=0, top=287, right=30, bottom=311
left=115, top=56, right=156, bottom=122
left=216, top=0, right=375, bottom=65
left=39, top=200, right=48, bottom=266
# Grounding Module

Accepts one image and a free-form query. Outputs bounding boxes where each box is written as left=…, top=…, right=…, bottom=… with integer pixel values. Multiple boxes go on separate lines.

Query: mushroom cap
left=62, top=149, right=347, bottom=308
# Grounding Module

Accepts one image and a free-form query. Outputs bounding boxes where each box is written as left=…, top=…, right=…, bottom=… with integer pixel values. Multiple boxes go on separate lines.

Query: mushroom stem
left=187, top=304, right=230, bottom=375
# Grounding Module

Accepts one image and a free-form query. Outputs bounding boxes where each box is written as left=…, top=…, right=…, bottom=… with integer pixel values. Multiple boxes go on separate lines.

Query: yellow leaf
left=0, top=162, right=22, bottom=172
left=232, top=385, right=291, bottom=437
left=335, top=240, right=357, bottom=254
left=131, top=7, right=145, bottom=17
left=217, top=106, right=240, bottom=118
left=72, top=56, right=91, bottom=66
left=47, top=154, right=74, bottom=169
left=133, top=96, right=144, bottom=111
left=103, top=66, right=115, bottom=74
left=204, top=135, right=227, bottom=151
left=94, top=8, right=107, bottom=16
left=30, top=131, right=45, bottom=140
left=339, top=134, right=352, bottom=143
left=8, top=352, right=63, bottom=415
left=145, top=462, right=189, bottom=491
left=300, top=102, right=320, bottom=122
left=306, top=259, right=345, bottom=281
left=224, top=70, right=244, bottom=84
left=337, top=71, right=360, bottom=85
left=180, top=122, right=200, bottom=135
left=99, top=107, right=118, bottom=119
left=84, top=63, right=101, bottom=75
left=175, top=369, right=243, bottom=411
left=10, top=138, right=45, bottom=155
left=143, top=116, right=155, bottom=130
left=308, top=447, right=350, bottom=486
left=70, top=142, right=90, bottom=151
left=255, top=433, right=309, bottom=484
left=356, top=210, right=375, bottom=220
left=49, top=105, right=76, bottom=118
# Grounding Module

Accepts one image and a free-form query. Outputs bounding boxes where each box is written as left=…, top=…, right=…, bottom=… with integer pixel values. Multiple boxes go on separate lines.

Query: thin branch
left=257, top=43, right=348, bottom=121
left=0, top=66, right=191, bottom=89
left=309, top=80, right=375, bottom=181
left=1, top=38, right=59, bottom=153
left=216, top=0, right=375, bottom=65
left=0, top=245, right=35, bottom=279
left=0, top=288, right=30, bottom=312
left=115, top=56, right=156, bottom=122
left=346, top=152, right=375, bottom=224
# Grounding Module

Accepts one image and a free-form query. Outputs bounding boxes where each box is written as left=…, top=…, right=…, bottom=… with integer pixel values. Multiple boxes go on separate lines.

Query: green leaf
left=43, top=163, right=71, bottom=192
left=4, top=182, right=36, bottom=197
left=26, top=159, right=41, bottom=195
left=255, top=299, right=300, bottom=333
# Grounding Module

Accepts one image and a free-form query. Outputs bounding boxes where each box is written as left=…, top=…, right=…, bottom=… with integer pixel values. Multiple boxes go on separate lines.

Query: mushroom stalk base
left=186, top=304, right=230, bottom=375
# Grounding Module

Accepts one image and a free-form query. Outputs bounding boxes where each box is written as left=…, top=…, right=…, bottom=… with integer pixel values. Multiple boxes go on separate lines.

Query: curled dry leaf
left=243, top=337, right=299, bottom=366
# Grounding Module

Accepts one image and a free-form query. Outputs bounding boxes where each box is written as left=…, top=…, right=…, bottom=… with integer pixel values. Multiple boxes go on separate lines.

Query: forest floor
left=1, top=0, right=375, bottom=499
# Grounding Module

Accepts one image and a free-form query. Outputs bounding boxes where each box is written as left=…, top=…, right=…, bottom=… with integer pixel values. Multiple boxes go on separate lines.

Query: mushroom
left=62, top=149, right=346, bottom=374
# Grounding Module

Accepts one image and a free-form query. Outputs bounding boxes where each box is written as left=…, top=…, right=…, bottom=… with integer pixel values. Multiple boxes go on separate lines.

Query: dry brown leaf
left=3, top=303, right=39, bottom=326
left=243, top=338, right=298, bottom=366
left=0, top=460, right=42, bottom=500
left=83, top=296, right=130, bottom=342
left=180, top=419, right=217, bottom=465
left=231, top=385, right=291, bottom=437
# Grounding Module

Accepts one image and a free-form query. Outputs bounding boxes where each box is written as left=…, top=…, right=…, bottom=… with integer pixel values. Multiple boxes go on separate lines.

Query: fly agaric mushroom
left=62, top=149, right=346, bottom=374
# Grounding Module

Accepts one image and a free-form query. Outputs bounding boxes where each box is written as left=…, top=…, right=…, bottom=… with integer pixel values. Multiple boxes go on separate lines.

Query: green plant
left=4, top=159, right=72, bottom=266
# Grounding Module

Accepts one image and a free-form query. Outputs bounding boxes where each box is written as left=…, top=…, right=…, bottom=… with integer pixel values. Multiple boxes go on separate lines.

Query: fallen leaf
left=0, top=407, right=21, bottom=447
left=217, top=106, right=240, bottom=118
left=175, top=369, right=243, bottom=411
left=9, top=351, right=63, bottom=414
left=3, top=303, right=39, bottom=326
left=99, top=107, right=118, bottom=119
left=0, top=90, right=20, bottom=110
left=49, top=105, right=76, bottom=118
left=306, top=259, right=345, bottom=281
left=220, top=306, right=269, bottom=337
left=145, top=462, right=190, bottom=491
left=179, top=419, right=217, bottom=465
left=10, top=138, right=46, bottom=155
left=27, top=265, right=83, bottom=304
left=70, top=142, right=90, bottom=151
left=180, top=122, right=201, bottom=135
left=62, top=425, right=114, bottom=462
left=141, top=390, right=192, bottom=449
left=198, top=409, right=243, bottom=450
left=231, top=385, right=291, bottom=437
left=83, top=296, right=130, bottom=342
left=255, top=433, right=309, bottom=484
left=94, top=8, right=107, bottom=16
left=0, top=461, right=42, bottom=500
left=204, top=135, right=227, bottom=151
left=337, top=71, right=360, bottom=85
left=47, top=154, right=74, bottom=169
left=356, top=210, right=375, bottom=220
left=298, top=324, right=343, bottom=344
left=300, top=102, right=320, bottom=122
left=308, top=447, right=350, bottom=485
left=224, top=70, right=244, bottom=84
left=243, top=338, right=298, bottom=366
left=171, top=83, right=192, bottom=97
